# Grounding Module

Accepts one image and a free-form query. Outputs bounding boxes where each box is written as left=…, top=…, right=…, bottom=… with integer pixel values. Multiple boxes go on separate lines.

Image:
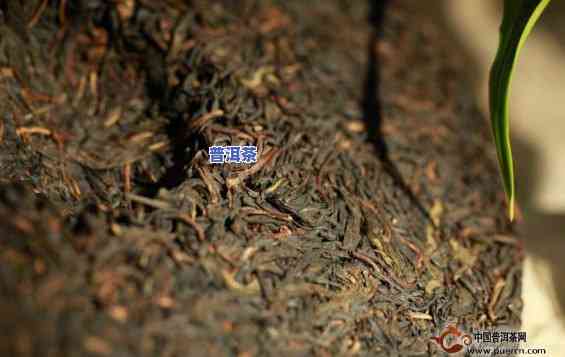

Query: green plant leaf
left=489, top=0, right=551, bottom=221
